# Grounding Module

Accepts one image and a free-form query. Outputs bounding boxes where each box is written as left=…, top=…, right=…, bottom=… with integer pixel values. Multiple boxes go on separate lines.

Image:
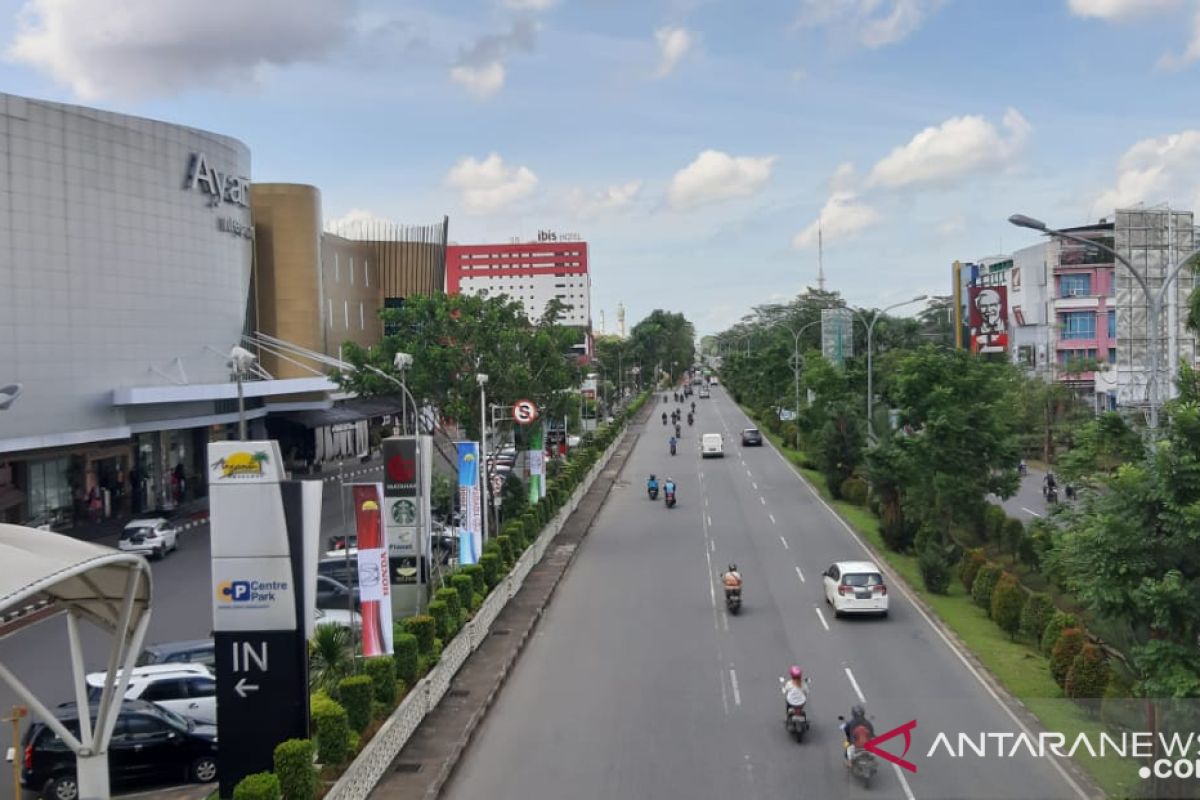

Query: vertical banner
left=527, top=424, right=545, bottom=504
left=351, top=483, right=393, bottom=656
left=456, top=442, right=481, bottom=565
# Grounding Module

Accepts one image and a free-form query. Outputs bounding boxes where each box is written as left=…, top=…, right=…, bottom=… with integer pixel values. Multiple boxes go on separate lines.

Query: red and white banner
left=351, top=483, right=393, bottom=656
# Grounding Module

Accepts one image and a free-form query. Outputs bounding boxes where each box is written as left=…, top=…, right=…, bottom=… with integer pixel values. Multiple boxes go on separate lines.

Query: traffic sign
left=512, top=399, right=539, bottom=425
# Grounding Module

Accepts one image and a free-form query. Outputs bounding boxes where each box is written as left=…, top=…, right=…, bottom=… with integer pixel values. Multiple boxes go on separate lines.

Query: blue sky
left=3, top=0, right=1200, bottom=335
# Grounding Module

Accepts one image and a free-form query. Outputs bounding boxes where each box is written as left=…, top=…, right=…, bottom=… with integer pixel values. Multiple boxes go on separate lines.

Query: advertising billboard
left=969, top=285, right=1009, bottom=354
left=456, top=442, right=482, bottom=565
left=351, top=484, right=393, bottom=657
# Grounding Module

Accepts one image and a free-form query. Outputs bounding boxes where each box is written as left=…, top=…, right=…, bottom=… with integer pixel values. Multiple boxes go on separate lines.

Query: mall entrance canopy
left=0, top=524, right=153, bottom=800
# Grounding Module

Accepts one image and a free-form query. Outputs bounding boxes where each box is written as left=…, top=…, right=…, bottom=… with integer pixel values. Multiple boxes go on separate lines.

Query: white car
left=86, top=664, right=215, bottom=724
left=700, top=433, right=724, bottom=458
left=315, top=606, right=361, bottom=629
left=709, top=376, right=719, bottom=386
left=118, top=517, right=179, bottom=559
left=823, top=560, right=889, bottom=618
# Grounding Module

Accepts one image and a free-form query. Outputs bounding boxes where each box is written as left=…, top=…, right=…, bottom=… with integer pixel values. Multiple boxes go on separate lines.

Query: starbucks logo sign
left=391, top=499, right=416, bottom=525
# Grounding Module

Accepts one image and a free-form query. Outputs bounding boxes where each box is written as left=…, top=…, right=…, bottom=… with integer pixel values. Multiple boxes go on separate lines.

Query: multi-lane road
left=445, top=386, right=1090, bottom=800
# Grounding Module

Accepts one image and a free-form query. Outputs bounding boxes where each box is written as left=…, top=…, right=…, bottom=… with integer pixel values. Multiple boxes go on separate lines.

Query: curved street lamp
left=847, top=295, right=928, bottom=443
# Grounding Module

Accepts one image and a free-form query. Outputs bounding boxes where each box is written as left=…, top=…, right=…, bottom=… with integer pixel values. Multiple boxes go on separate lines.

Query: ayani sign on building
left=186, top=152, right=250, bottom=208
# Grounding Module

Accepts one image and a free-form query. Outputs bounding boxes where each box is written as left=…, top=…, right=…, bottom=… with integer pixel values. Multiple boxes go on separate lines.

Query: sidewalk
left=370, top=404, right=650, bottom=800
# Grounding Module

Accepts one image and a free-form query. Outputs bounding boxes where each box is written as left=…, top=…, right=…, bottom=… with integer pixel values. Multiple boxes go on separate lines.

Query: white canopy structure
left=0, top=524, right=153, bottom=800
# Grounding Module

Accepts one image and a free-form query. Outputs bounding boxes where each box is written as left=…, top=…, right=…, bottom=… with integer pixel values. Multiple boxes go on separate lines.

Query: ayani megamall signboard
left=208, top=441, right=321, bottom=798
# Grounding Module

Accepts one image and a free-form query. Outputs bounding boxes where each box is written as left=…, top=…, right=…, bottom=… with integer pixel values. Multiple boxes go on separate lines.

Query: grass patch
left=749, top=412, right=1138, bottom=798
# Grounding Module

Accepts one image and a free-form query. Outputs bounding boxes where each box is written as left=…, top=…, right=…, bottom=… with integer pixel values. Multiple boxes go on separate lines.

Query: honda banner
left=351, top=483, right=393, bottom=656
left=456, top=442, right=482, bottom=564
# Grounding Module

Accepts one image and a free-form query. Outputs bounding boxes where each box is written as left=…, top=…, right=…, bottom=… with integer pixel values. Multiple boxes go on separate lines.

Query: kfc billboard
left=969, top=286, right=1009, bottom=354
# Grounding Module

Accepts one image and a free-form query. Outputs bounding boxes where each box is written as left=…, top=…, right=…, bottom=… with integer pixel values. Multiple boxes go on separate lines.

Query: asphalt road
left=444, top=389, right=1090, bottom=800
left=0, top=461, right=382, bottom=800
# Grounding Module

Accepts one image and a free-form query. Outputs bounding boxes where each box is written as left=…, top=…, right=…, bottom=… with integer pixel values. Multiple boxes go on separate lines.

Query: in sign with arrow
left=234, top=678, right=260, bottom=698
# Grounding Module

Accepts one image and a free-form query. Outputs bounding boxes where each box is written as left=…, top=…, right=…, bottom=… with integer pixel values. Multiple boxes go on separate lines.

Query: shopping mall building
left=0, top=92, right=446, bottom=527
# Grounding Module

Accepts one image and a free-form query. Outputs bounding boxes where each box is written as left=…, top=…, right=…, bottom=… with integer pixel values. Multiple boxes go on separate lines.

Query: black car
left=136, top=639, right=215, bottom=669
left=741, top=428, right=763, bottom=446
left=316, top=575, right=359, bottom=610
left=22, top=699, right=218, bottom=800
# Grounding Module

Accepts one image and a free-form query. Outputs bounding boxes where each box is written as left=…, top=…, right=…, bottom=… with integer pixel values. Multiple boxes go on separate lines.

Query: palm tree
left=309, top=624, right=355, bottom=696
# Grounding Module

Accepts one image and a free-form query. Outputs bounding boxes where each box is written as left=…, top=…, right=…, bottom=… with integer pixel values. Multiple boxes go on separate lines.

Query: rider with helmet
left=722, top=564, right=742, bottom=599
left=782, top=666, right=812, bottom=711
left=842, top=705, right=875, bottom=766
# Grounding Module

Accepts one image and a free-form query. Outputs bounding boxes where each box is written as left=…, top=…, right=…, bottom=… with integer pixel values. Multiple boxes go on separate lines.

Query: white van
left=700, top=433, right=724, bottom=458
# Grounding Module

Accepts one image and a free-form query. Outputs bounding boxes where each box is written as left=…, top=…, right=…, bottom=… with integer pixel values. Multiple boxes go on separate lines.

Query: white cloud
left=654, top=26, right=693, bottom=77
left=792, top=191, right=881, bottom=249
left=450, top=62, right=506, bottom=98
left=446, top=153, right=538, bottom=215
left=867, top=108, right=1031, bottom=189
left=4, top=0, right=353, bottom=100
left=794, top=0, right=945, bottom=48
left=1158, top=7, right=1200, bottom=69
left=1067, top=0, right=1180, bottom=20
left=566, top=180, right=642, bottom=219
left=667, top=150, right=776, bottom=211
left=1091, top=130, right=1200, bottom=217
left=829, top=161, right=858, bottom=193
left=450, top=18, right=537, bottom=99
left=504, top=0, right=557, bottom=8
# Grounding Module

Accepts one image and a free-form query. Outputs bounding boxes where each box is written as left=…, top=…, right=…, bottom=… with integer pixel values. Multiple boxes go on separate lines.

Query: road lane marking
left=844, top=667, right=865, bottom=702
left=779, top=536, right=789, bottom=550
left=768, top=513, right=776, bottom=525
left=747, top=469, right=753, bottom=478
left=814, top=607, right=829, bottom=631
left=710, top=538, right=715, bottom=552
left=729, top=668, right=742, bottom=706
left=894, top=764, right=917, bottom=800
left=720, top=667, right=730, bottom=715
left=705, top=496, right=710, bottom=507
left=795, top=566, right=805, bottom=583
left=759, top=496, right=766, bottom=505
left=1021, top=506, right=1043, bottom=518
left=753, top=420, right=1089, bottom=799
left=707, top=514, right=713, bottom=526
left=752, top=481, right=758, bottom=490
left=721, top=611, right=729, bottom=632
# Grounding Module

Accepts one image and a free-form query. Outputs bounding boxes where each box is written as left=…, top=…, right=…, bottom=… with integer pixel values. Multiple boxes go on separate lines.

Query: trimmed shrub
left=990, top=575, right=1025, bottom=640
left=364, top=657, right=397, bottom=705
left=495, top=535, right=515, bottom=568
left=479, top=553, right=501, bottom=589
left=917, top=541, right=952, bottom=594
left=311, top=692, right=351, bottom=766
left=1019, top=593, right=1056, bottom=644
left=959, top=548, right=986, bottom=592
left=1041, top=611, right=1079, bottom=657
left=1051, top=628, right=1086, bottom=688
left=435, top=587, right=463, bottom=627
left=393, top=632, right=419, bottom=685
left=403, top=615, right=436, bottom=655
left=233, top=772, right=281, bottom=800
left=1066, top=644, right=1110, bottom=700
left=880, top=512, right=916, bottom=552
left=451, top=574, right=476, bottom=612
left=971, top=564, right=1002, bottom=614
left=273, top=738, right=316, bottom=800
left=338, top=675, right=373, bottom=733
left=982, top=504, right=1007, bottom=542
left=839, top=476, right=869, bottom=506
left=523, top=514, right=540, bottom=542
left=461, top=564, right=486, bottom=597
left=427, top=599, right=451, bottom=641
left=1002, top=518, right=1026, bottom=560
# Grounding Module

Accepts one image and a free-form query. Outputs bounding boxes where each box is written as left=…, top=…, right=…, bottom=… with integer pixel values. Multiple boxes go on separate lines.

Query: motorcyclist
left=781, top=665, right=811, bottom=712
left=669, top=436, right=677, bottom=455
left=842, top=705, right=874, bottom=766
left=663, top=478, right=676, bottom=500
left=675, top=423, right=682, bottom=438
left=647, top=474, right=659, bottom=493
left=687, top=413, right=694, bottom=426
left=722, top=564, right=743, bottom=600
left=662, top=411, right=668, bottom=425
left=691, top=401, right=696, bottom=413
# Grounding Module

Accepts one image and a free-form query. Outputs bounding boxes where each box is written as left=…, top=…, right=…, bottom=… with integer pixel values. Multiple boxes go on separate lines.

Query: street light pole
left=766, top=320, right=821, bottom=445
left=228, top=346, right=257, bottom=441
left=477, top=373, right=489, bottom=542
left=1009, top=213, right=1200, bottom=431
left=849, top=296, right=927, bottom=443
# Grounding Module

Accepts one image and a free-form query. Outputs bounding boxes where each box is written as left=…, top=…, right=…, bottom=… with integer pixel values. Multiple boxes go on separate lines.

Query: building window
left=1061, top=312, right=1096, bottom=340
left=1108, top=347, right=1117, bottom=364
left=1060, top=274, right=1091, bottom=297
left=1107, top=309, right=1116, bottom=338
left=27, top=457, right=71, bottom=518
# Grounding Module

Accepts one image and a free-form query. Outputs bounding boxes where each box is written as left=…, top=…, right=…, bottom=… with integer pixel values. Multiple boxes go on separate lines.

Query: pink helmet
left=789, top=666, right=802, bottom=680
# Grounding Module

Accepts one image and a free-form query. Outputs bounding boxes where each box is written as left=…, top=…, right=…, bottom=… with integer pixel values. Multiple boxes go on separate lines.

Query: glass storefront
left=27, top=456, right=72, bottom=521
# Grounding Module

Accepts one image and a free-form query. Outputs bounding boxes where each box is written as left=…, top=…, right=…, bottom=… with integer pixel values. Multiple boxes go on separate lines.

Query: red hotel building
left=447, top=240, right=592, bottom=345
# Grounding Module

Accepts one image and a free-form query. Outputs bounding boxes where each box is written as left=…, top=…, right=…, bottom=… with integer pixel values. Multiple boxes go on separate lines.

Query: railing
left=322, top=421, right=629, bottom=800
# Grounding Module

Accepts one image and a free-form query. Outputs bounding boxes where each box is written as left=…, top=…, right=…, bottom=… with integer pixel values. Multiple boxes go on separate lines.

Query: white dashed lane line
left=759, top=496, right=766, bottom=505
left=795, top=565, right=805, bottom=583
left=814, top=607, right=829, bottom=631
left=768, top=513, right=776, bottom=525
left=729, top=668, right=742, bottom=706
left=779, top=536, right=789, bottom=550
left=844, top=667, right=866, bottom=702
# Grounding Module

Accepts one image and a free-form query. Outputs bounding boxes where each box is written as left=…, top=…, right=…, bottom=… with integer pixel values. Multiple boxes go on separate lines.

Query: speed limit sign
left=512, top=398, right=539, bottom=425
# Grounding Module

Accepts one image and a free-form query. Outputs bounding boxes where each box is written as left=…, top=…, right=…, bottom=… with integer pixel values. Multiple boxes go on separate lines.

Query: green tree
left=1057, top=412, right=1144, bottom=486
left=628, top=310, right=695, bottom=384
left=991, top=574, right=1026, bottom=640
left=813, top=398, right=866, bottom=498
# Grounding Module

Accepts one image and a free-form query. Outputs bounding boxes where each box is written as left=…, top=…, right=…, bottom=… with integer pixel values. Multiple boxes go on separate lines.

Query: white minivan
left=700, top=433, right=724, bottom=458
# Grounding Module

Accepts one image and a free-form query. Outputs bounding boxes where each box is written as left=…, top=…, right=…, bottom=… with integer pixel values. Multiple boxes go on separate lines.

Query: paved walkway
left=370, top=405, right=650, bottom=800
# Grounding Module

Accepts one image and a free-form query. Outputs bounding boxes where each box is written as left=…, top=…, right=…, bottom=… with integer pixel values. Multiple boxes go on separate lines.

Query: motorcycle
left=687, top=414, right=694, bottom=427
left=648, top=484, right=659, bottom=500
left=725, top=587, right=741, bottom=615
left=664, top=490, right=676, bottom=509
left=670, top=442, right=677, bottom=456
left=780, top=678, right=810, bottom=742
left=674, top=424, right=682, bottom=438
left=1044, top=485, right=1058, bottom=504
left=662, top=414, right=668, bottom=426
left=839, top=717, right=878, bottom=787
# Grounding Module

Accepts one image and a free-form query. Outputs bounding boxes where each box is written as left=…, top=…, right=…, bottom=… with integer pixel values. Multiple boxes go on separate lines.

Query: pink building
left=1051, top=222, right=1117, bottom=407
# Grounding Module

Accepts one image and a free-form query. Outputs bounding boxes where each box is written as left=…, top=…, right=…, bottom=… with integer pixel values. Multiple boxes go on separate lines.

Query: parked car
left=22, top=699, right=218, bottom=800
left=316, top=575, right=358, bottom=611
left=136, top=639, right=215, bottom=669
left=85, top=665, right=216, bottom=725
left=741, top=428, right=763, bottom=446
left=315, top=606, right=361, bottom=629
left=118, top=517, right=179, bottom=560
left=823, top=560, right=889, bottom=618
